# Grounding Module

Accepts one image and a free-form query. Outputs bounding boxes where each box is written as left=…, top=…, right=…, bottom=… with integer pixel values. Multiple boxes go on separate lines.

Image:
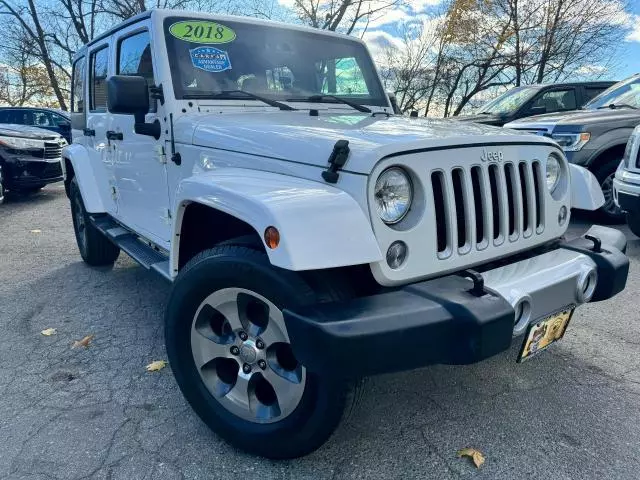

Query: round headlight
left=374, top=167, right=413, bottom=224
left=546, top=156, right=561, bottom=193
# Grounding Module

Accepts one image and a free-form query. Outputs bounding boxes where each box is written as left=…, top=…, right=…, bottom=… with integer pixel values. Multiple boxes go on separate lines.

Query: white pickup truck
left=63, top=10, right=629, bottom=458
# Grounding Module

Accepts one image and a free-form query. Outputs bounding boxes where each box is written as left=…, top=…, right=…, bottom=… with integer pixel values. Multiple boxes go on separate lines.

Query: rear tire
left=69, top=176, right=120, bottom=266
left=626, top=211, right=640, bottom=238
left=165, top=245, right=351, bottom=459
left=594, top=158, right=624, bottom=223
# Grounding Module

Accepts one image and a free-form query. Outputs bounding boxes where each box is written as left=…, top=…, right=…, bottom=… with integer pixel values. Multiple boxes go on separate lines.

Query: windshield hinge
left=321, top=140, right=350, bottom=184
left=150, top=84, right=164, bottom=105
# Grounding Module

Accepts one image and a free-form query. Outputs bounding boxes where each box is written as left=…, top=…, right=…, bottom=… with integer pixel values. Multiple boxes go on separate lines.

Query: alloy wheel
left=190, top=287, right=306, bottom=423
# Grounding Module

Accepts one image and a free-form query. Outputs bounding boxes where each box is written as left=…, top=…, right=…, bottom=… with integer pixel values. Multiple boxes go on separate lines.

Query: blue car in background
left=0, top=107, right=71, bottom=143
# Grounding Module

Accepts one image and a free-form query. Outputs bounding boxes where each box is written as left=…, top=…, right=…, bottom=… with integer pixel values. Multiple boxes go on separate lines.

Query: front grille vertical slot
left=488, top=164, right=502, bottom=241
left=470, top=166, right=485, bottom=248
left=431, top=171, right=448, bottom=254
left=452, top=169, right=467, bottom=250
left=532, top=161, right=545, bottom=231
left=519, top=162, right=535, bottom=237
left=504, top=163, right=517, bottom=237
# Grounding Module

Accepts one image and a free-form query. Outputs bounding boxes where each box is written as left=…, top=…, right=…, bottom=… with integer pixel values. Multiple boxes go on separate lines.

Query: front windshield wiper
left=597, top=103, right=638, bottom=110
left=286, top=94, right=372, bottom=113
left=182, top=90, right=297, bottom=111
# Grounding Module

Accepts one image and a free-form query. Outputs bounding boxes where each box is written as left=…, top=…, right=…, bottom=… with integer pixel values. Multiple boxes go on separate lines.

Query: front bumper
left=284, top=226, right=628, bottom=378
left=2, top=157, right=63, bottom=188
left=613, top=170, right=640, bottom=213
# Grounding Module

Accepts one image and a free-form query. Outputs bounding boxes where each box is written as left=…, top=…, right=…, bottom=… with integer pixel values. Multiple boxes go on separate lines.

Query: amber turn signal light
left=264, top=226, right=280, bottom=249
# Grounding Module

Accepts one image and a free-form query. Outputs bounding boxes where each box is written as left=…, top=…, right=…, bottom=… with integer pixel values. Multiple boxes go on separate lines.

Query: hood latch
left=321, top=140, right=350, bottom=184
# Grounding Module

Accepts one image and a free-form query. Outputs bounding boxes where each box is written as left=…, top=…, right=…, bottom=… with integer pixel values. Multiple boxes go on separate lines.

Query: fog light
left=386, top=241, right=407, bottom=269
left=558, top=206, right=568, bottom=226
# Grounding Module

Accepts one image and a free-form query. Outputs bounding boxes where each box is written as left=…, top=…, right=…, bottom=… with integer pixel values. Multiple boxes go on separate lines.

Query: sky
left=353, top=0, right=640, bottom=82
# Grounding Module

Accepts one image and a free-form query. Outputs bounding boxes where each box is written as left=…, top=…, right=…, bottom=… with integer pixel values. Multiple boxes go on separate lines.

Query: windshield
left=163, top=17, right=388, bottom=107
left=584, top=75, right=640, bottom=110
left=478, top=86, right=540, bottom=115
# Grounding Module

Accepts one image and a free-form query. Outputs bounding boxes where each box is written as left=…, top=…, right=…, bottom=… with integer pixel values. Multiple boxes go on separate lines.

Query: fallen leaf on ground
left=457, top=448, right=485, bottom=468
left=72, top=334, right=95, bottom=348
left=146, top=360, right=168, bottom=372
left=30, top=229, right=42, bottom=233
left=41, top=328, right=57, bottom=336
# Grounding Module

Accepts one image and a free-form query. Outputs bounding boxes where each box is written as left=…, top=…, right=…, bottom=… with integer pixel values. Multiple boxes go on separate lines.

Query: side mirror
left=59, top=122, right=71, bottom=131
left=527, top=106, right=547, bottom=116
left=107, top=75, right=160, bottom=139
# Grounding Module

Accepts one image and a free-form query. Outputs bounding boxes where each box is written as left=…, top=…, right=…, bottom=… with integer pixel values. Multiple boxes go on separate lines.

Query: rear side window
left=72, top=57, right=85, bottom=113
left=117, top=31, right=155, bottom=112
left=90, top=46, right=109, bottom=111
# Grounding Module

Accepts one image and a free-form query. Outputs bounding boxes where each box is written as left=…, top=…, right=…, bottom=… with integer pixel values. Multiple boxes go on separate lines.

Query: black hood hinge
left=321, top=140, right=350, bottom=184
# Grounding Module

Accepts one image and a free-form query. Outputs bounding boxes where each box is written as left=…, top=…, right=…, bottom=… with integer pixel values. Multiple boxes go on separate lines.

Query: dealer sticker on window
left=169, top=20, right=236, bottom=44
left=190, top=46, right=232, bottom=73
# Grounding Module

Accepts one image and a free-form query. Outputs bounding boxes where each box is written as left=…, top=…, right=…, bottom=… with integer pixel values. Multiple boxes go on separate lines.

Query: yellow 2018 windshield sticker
left=169, top=21, right=236, bottom=44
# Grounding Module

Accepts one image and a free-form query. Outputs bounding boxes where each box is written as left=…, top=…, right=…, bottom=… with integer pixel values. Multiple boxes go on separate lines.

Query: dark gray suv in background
left=505, top=74, right=640, bottom=222
left=454, top=81, right=615, bottom=127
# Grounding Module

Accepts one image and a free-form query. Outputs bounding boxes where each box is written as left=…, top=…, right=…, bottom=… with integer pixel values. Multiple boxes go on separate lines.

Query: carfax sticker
left=190, top=46, right=232, bottom=73
left=169, top=20, right=236, bottom=44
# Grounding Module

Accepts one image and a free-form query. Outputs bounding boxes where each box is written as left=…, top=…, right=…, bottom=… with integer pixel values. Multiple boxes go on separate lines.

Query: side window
left=318, top=57, right=370, bottom=96
left=90, top=46, right=109, bottom=111
left=71, top=57, right=85, bottom=113
left=584, top=87, right=606, bottom=103
left=52, top=113, right=69, bottom=126
left=0, top=111, right=9, bottom=123
left=33, top=111, right=54, bottom=127
left=531, top=89, right=577, bottom=112
left=117, top=31, right=155, bottom=112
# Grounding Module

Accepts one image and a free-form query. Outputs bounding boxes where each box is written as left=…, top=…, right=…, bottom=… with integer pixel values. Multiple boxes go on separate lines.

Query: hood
left=181, top=112, right=553, bottom=174
left=0, top=124, right=61, bottom=140
left=506, top=108, right=640, bottom=129
left=453, top=113, right=506, bottom=126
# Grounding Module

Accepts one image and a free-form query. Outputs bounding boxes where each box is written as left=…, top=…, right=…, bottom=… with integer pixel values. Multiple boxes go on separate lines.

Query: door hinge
left=155, top=145, right=167, bottom=164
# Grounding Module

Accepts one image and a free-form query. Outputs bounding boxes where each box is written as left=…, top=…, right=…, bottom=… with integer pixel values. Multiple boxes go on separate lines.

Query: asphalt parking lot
left=1, top=184, right=640, bottom=480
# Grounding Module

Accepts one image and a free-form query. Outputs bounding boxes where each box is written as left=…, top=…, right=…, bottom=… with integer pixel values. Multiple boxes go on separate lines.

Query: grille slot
left=452, top=169, right=467, bottom=249
left=44, top=142, right=62, bottom=159
left=429, top=160, right=545, bottom=259
left=532, top=161, right=544, bottom=230
left=431, top=171, right=448, bottom=254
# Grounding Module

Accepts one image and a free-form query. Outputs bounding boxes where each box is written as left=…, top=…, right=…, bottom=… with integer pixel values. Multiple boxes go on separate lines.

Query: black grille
left=23, top=161, right=62, bottom=180
left=431, top=160, right=544, bottom=258
left=44, top=142, right=62, bottom=159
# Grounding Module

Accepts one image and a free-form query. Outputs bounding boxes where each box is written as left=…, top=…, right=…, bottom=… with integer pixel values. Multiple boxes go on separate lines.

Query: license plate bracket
left=518, top=308, right=574, bottom=362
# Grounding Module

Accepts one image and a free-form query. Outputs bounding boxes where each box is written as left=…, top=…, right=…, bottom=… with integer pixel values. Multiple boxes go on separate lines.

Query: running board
left=90, top=215, right=172, bottom=282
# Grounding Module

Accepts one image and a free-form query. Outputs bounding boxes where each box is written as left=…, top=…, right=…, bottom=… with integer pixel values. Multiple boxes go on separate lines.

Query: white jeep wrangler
left=63, top=10, right=629, bottom=459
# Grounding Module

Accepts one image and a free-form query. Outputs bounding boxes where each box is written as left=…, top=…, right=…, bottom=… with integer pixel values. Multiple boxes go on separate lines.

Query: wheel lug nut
left=230, top=346, right=239, bottom=356
left=239, top=331, right=248, bottom=341
left=258, top=360, right=267, bottom=370
left=256, top=339, right=265, bottom=349
left=243, top=363, right=252, bottom=374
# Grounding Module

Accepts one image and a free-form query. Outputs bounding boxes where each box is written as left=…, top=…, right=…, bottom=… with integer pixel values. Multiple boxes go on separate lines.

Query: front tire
left=595, top=158, right=624, bottom=223
left=69, top=177, right=120, bottom=266
left=165, top=246, right=350, bottom=459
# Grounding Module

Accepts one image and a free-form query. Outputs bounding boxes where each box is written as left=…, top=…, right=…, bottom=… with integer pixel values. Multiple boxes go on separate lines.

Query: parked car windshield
left=163, top=17, right=388, bottom=107
left=477, top=86, right=540, bottom=115
left=583, top=75, right=640, bottom=110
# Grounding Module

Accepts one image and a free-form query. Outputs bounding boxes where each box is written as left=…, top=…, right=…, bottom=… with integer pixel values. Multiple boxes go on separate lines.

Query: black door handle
left=83, top=128, right=95, bottom=137
left=106, top=130, right=123, bottom=141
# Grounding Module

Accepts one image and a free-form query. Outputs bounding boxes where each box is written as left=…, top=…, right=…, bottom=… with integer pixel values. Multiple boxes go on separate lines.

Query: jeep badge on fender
left=62, top=10, right=629, bottom=460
